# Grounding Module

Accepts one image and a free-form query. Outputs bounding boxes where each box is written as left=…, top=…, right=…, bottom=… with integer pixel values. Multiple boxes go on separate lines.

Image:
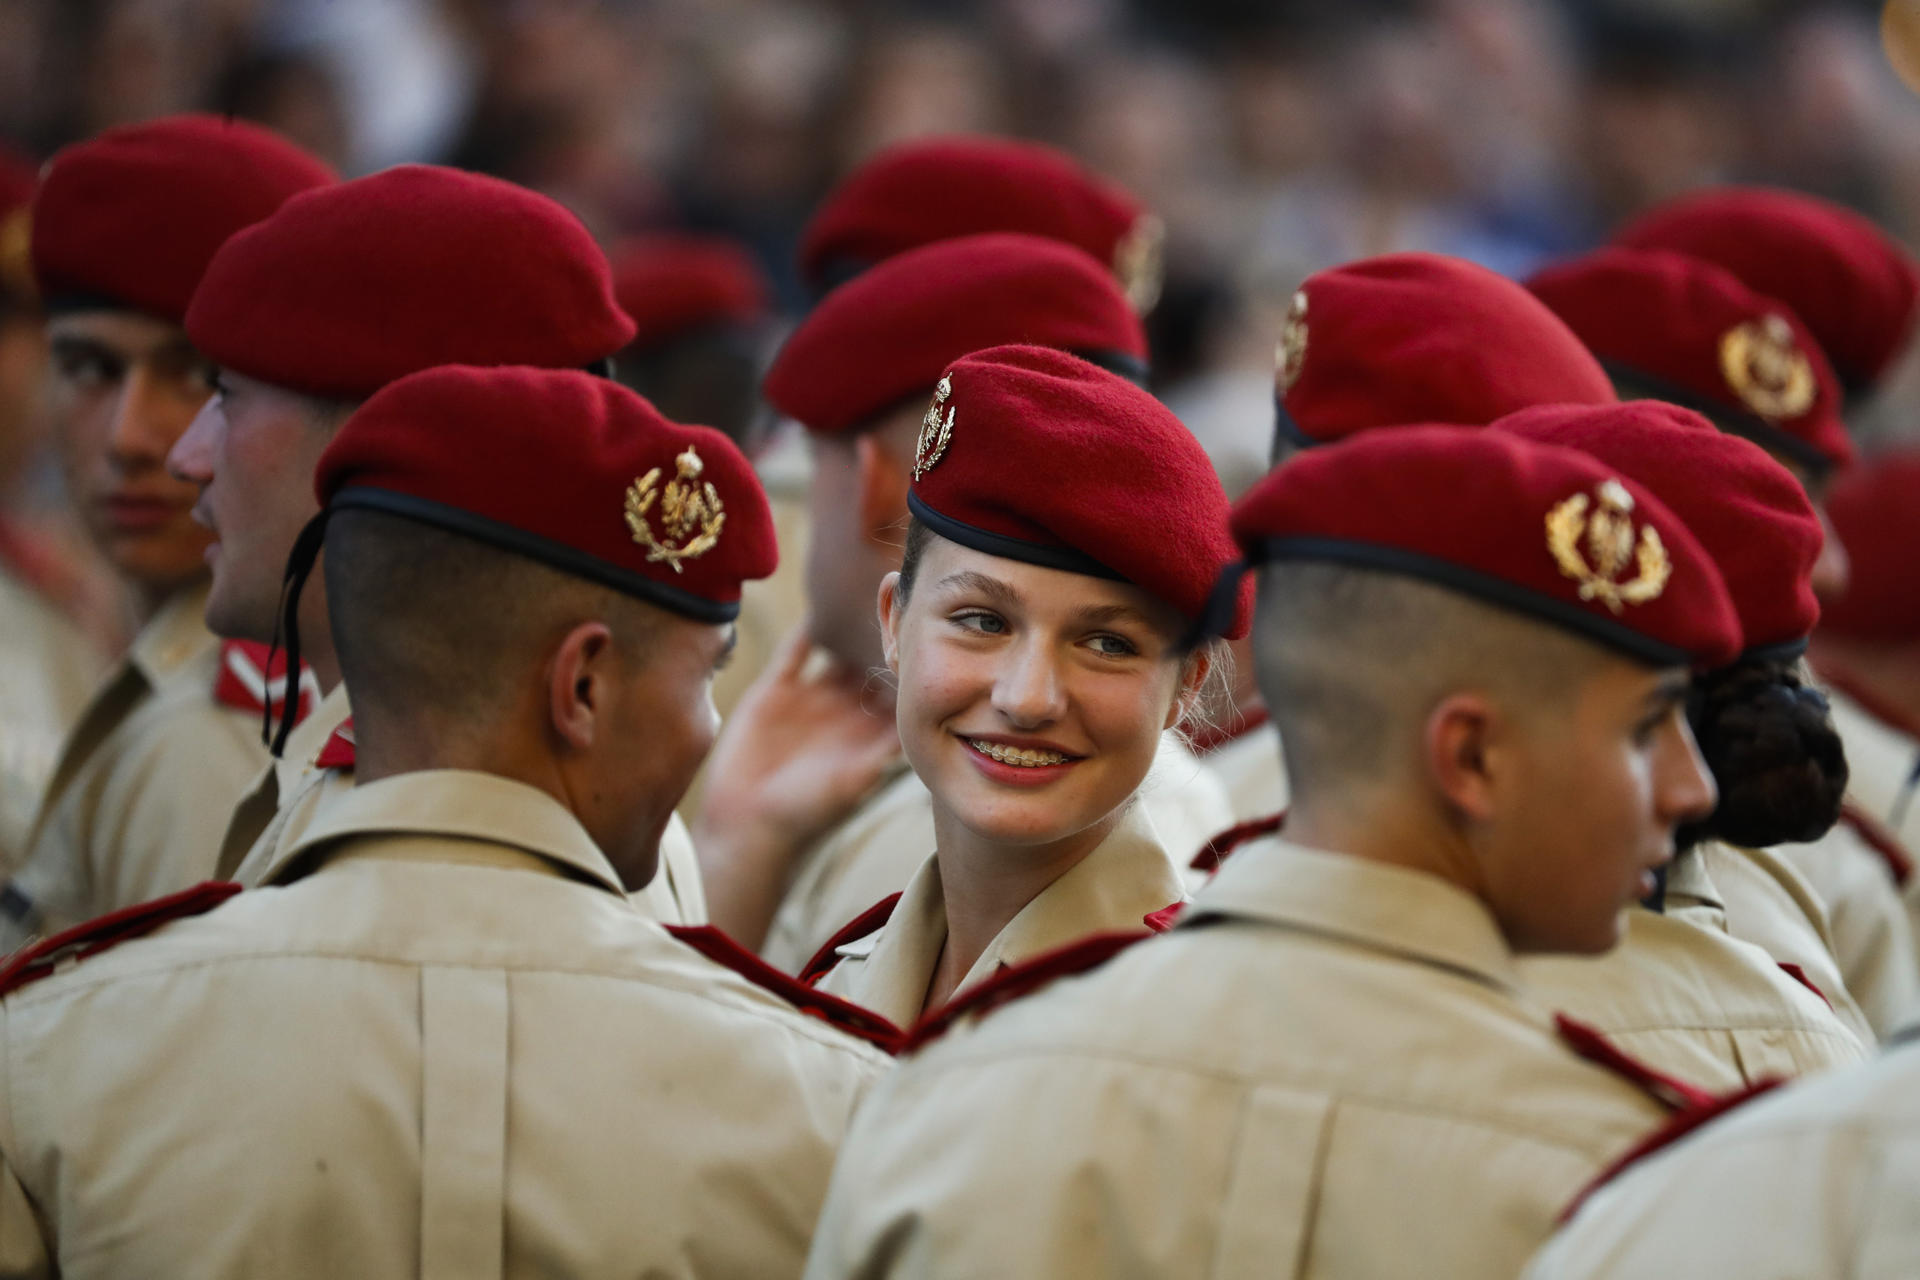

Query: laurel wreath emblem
left=1545, top=479, right=1671, bottom=613
left=624, top=446, right=726, bottom=573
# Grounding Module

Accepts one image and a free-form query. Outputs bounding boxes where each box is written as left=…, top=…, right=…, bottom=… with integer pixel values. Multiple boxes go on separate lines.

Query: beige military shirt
left=1523, top=1037, right=1920, bottom=1280
left=0, top=571, right=103, bottom=872
left=1777, top=819, right=1920, bottom=1038
left=222, top=686, right=707, bottom=923
left=813, top=801, right=1184, bottom=1026
left=0, top=768, right=889, bottom=1279
left=1197, top=717, right=1289, bottom=824
left=0, top=585, right=266, bottom=950
left=804, top=835, right=1676, bottom=1280
left=761, top=732, right=1233, bottom=972
left=1826, top=683, right=1920, bottom=850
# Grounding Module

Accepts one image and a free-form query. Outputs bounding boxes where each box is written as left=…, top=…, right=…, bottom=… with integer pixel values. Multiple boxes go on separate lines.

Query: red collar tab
left=666, top=924, right=904, bottom=1054
left=1191, top=811, right=1287, bottom=873
left=797, top=892, right=902, bottom=987
left=1184, top=704, right=1272, bottom=756
left=314, top=718, right=357, bottom=771
left=215, top=640, right=319, bottom=724
left=1141, top=901, right=1184, bottom=932
left=902, top=929, right=1154, bottom=1054
left=1838, top=801, right=1915, bottom=888
left=1776, top=961, right=1833, bottom=1011
left=1557, top=1077, right=1784, bottom=1225
left=0, top=880, right=241, bottom=997
left=1555, top=1013, right=1715, bottom=1111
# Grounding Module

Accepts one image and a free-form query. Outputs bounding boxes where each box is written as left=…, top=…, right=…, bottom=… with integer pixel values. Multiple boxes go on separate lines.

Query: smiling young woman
left=803, top=344, right=1245, bottom=1027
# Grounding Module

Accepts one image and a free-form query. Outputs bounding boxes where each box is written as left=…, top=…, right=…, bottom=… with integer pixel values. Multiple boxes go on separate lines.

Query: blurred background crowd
left=5, top=0, right=1920, bottom=646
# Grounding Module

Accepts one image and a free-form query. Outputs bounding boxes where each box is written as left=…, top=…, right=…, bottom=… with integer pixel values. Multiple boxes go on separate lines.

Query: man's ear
left=548, top=620, right=617, bottom=752
left=877, top=572, right=904, bottom=673
left=1164, top=645, right=1214, bottom=731
left=1424, top=691, right=1506, bottom=822
left=854, top=433, right=912, bottom=550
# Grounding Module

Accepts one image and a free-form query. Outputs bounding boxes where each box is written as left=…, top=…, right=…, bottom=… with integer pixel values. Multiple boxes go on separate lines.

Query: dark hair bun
left=1679, top=659, right=1849, bottom=849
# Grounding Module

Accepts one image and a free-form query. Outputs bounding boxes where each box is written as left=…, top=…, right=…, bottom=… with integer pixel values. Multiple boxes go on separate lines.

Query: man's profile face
left=1480, top=657, right=1718, bottom=955
left=45, top=309, right=213, bottom=594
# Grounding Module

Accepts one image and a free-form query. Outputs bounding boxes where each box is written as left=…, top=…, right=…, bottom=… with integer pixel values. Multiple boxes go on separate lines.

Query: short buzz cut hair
left=323, top=508, right=666, bottom=733
left=1254, top=560, right=1616, bottom=800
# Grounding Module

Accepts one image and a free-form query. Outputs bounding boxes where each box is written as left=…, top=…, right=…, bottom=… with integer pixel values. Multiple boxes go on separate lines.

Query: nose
left=105, top=365, right=194, bottom=471
left=991, top=634, right=1067, bottom=729
left=1809, top=504, right=1851, bottom=603
left=168, top=397, right=222, bottom=488
left=1657, top=715, right=1719, bottom=829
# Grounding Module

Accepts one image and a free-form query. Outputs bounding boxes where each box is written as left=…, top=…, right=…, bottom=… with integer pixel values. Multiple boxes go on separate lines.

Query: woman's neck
left=922, top=805, right=1123, bottom=1013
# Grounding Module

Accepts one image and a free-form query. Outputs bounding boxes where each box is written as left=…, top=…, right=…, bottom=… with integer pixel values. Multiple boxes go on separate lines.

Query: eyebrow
left=933, top=570, right=1023, bottom=610
left=1643, top=674, right=1693, bottom=712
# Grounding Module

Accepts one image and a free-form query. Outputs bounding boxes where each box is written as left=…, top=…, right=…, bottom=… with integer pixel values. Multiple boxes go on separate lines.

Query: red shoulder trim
left=1838, top=801, right=1914, bottom=889
left=903, top=929, right=1153, bottom=1053
left=314, top=718, right=356, bottom=771
left=1557, top=1078, right=1784, bottom=1224
left=1191, top=811, right=1286, bottom=873
left=797, top=892, right=902, bottom=987
left=1142, top=900, right=1184, bottom=932
left=0, top=881, right=242, bottom=996
left=1555, top=1013, right=1714, bottom=1112
left=1776, top=961, right=1833, bottom=1011
left=665, top=923, right=903, bottom=1053
left=215, top=641, right=319, bottom=724
left=1184, top=704, right=1272, bottom=756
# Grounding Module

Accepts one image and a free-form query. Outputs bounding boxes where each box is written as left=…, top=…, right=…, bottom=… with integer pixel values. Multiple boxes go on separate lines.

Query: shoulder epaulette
left=0, top=880, right=242, bottom=997
left=1557, top=1077, right=1783, bottom=1224
left=314, top=719, right=356, bottom=770
left=665, top=923, right=904, bottom=1053
left=1190, top=811, right=1286, bottom=873
left=797, top=892, right=901, bottom=987
left=1839, top=801, right=1914, bottom=888
left=1554, top=1013, right=1714, bottom=1111
left=903, top=929, right=1154, bottom=1054
left=215, top=641, right=319, bottom=724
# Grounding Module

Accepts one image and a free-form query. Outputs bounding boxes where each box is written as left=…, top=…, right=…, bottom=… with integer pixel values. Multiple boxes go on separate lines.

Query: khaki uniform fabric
left=762, top=732, right=1232, bottom=973
left=1200, top=721, right=1289, bottom=824
left=0, top=571, right=103, bottom=872
left=1523, top=1037, right=1920, bottom=1280
left=1826, top=686, right=1920, bottom=958
left=1777, top=822, right=1920, bottom=1037
left=0, top=585, right=266, bottom=950
left=0, top=769, right=888, bottom=1279
left=804, top=836, right=1674, bottom=1280
left=222, top=685, right=707, bottom=923
left=814, top=801, right=1184, bottom=1026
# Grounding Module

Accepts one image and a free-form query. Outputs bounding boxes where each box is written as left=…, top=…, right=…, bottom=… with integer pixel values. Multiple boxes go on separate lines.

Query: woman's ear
left=548, top=620, right=616, bottom=752
left=877, top=572, right=905, bottom=673
left=1164, top=644, right=1215, bottom=732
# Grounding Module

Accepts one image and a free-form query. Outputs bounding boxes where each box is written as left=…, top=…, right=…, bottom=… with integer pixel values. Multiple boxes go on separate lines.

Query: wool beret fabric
left=1277, top=253, right=1615, bottom=446
left=905, top=344, right=1246, bottom=637
left=1819, top=450, right=1920, bottom=643
left=186, top=165, right=633, bottom=399
left=1614, top=186, right=1920, bottom=395
left=1527, top=247, right=1852, bottom=474
left=31, top=115, right=335, bottom=323
left=316, top=366, right=775, bottom=622
left=1231, top=426, right=1741, bottom=669
left=766, top=233, right=1148, bottom=436
left=1494, top=400, right=1822, bottom=658
left=611, top=233, right=770, bottom=349
left=798, top=136, right=1157, bottom=308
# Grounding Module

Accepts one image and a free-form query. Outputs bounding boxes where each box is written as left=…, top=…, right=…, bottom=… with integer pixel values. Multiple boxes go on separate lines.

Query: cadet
left=803, top=345, right=1238, bottom=1026
left=695, top=233, right=1230, bottom=971
left=166, top=165, right=702, bottom=920
left=2, top=117, right=333, bottom=947
left=0, top=365, right=892, bottom=1278
left=805, top=426, right=1741, bottom=1279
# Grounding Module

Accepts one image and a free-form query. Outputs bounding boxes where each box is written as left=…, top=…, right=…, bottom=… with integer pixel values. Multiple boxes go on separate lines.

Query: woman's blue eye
left=954, top=611, right=1006, bottom=634
left=1089, top=634, right=1138, bottom=657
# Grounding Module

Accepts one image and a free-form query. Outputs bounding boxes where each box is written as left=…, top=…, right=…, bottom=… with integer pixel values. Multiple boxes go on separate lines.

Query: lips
left=100, top=492, right=191, bottom=532
left=968, top=739, right=1074, bottom=767
left=956, top=733, right=1085, bottom=788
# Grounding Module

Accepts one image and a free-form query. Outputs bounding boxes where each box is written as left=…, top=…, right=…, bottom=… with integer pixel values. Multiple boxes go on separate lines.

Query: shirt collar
left=1178, top=836, right=1522, bottom=993
left=272, top=768, right=628, bottom=896
left=274, top=682, right=354, bottom=794
left=127, top=581, right=217, bottom=685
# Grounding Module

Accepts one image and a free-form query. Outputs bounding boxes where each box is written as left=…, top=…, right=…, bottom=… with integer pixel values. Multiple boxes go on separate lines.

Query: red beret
left=1231, top=426, right=1741, bottom=669
left=0, top=142, right=34, bottom=217
left=905, top=344, right=1245, bottom=637
left=1527, top=247, right=1853, bottom=474
left=799, top=136, right=1161, bottom=311
left=316, top=366, right=776, bottom=623
left=186, top=165, right=634, bottom=400
left=1818, top=451, right=1920, bottom=643
left=1494, top=401, right=1822, bottom=658
left=766, top=233, right=1148, bottom=436
left=611, top=233, right=770, bottom=349
left=1614, top=186, right=1920, bottom=394
left=30, top=115, right=334, bottom=323
left=1277, top=253, right=1615, bottom=447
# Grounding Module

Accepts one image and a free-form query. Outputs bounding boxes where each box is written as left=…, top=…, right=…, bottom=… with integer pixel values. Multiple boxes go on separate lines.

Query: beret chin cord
left=264, top=510, right=331, bottom=758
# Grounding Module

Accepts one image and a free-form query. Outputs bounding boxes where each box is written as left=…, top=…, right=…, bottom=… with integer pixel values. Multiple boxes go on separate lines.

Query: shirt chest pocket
left=1208, top=1086, right=1336, bottom=1280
